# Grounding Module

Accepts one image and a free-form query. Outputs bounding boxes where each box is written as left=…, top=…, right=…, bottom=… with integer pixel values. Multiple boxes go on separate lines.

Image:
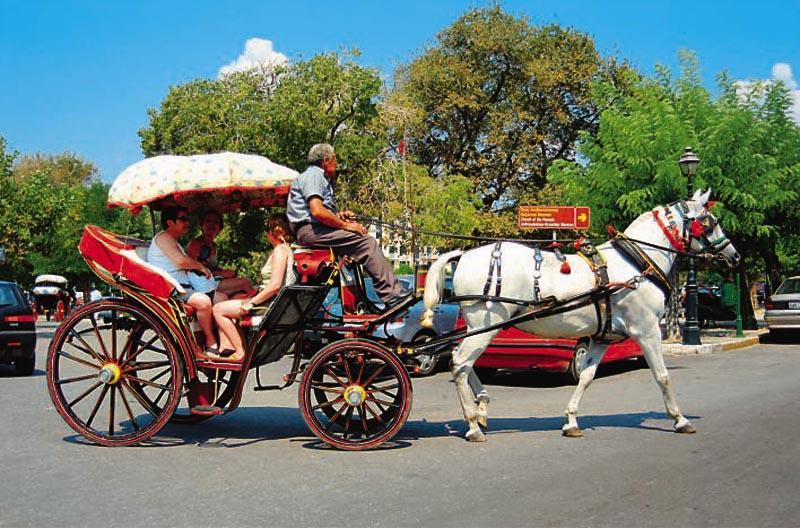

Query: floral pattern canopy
left=107, top=152, right=298, bottom=214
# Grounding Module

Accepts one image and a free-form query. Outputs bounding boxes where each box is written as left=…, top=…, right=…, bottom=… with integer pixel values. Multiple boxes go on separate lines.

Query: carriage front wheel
left=46, top=299, right=183, bottom=446
left=299, top=338, right=412, bottom=450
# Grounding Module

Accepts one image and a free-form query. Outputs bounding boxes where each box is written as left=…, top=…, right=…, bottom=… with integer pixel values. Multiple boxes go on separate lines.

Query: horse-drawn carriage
left=46, top=152, right=740, bottom=449
left=32, top=274, right=72, bottom=322
left=46, top=153, right=419, bottom=450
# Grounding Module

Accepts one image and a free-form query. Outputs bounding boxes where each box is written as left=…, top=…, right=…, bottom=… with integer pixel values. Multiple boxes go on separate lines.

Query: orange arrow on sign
left=577, top=212, right=587, bottom=223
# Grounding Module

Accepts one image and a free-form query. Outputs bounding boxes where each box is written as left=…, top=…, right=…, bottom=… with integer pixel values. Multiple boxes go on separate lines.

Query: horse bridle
left=653, top=201, right=731, bottom=257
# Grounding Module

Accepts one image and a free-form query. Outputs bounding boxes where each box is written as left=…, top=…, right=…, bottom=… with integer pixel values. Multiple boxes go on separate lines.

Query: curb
left=662, top=330, right=767, bottom=356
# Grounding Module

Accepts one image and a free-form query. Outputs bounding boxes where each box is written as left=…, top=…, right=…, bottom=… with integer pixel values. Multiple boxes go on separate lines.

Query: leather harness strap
left=532, top=247, right=543, bottom=302
left=482, top=242, right=503, bottom=297
left=611, top=233, right=673, bottom=298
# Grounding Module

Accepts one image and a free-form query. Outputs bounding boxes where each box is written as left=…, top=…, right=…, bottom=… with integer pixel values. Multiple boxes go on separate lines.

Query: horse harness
left=481, top=240, right=622, bottom=343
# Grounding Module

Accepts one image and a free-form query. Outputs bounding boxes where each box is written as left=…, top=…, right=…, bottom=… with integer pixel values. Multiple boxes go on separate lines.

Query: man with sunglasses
left=147, top=206, right=219, bottom=356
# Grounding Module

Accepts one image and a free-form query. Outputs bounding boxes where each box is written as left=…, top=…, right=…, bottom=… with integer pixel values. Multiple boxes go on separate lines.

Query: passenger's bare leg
left=213, top=300, right=246, bottom=361
left=188, top=293, right=216, bottom=350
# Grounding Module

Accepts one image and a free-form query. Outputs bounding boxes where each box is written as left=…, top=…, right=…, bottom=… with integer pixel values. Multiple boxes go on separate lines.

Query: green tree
left=13, top=151, right=99, bottom=185
left=139, top=52, right=388, bottom=269
left=0, top=136, right=144, bottom=287
left=389, top=6, right=631, bottom=214
left=549, top=52, right=800, bottom=328
left=140, top=72, right=273, bottom=158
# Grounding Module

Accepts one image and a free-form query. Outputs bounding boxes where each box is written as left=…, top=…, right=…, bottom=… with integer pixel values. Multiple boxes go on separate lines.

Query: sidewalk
left=661, top=308, right=768, bottom=356
left=662, top=329, right=767, bottom=356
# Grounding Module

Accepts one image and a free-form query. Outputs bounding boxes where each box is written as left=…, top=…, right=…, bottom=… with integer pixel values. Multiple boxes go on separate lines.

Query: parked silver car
left=764, top=276, right=800, bottom=338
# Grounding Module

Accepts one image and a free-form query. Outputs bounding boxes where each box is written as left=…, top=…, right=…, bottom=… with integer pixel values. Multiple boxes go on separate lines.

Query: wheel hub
left=99, top=363, right=121, bottom=385
left=343, top=385, right=366, bottom=407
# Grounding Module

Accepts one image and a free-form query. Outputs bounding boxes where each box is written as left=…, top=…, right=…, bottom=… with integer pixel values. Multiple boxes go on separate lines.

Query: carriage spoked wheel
left=299, top=338, right=413, bottom=450
left=46, top=299, right=183, bottom=446
left=121, top=325, right=241, bottom=423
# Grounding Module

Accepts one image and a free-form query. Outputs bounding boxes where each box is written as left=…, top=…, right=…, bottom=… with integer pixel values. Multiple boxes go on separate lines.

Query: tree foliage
left=548, top=52, right=800, bottom=326
left=0, top=136, right=145, bottom=287
left=389, top=6, right=631, bottom=214
left=140, top=52, right=384, bottom=190
left=13, top=151, right=99, bottom=186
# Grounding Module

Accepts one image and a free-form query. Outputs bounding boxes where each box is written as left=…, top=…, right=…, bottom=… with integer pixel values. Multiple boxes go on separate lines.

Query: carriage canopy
left=34, top=274, right=69, bottom=286
left=107, top=152, right=298, bottom=214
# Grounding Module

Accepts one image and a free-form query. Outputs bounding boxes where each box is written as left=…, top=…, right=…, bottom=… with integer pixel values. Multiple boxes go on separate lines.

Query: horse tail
left=420, top=249, right=463, bottom=329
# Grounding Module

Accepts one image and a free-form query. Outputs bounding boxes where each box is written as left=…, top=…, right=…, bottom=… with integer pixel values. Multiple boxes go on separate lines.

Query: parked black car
left=0, top=281, right=37, bottom=375
left=682, top=285, right=736, bottom=327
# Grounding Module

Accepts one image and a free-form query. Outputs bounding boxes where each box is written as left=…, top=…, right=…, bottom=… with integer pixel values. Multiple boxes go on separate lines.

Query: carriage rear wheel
left=299, top=338, right=412, bottom=450
left=46, top=299, right=183, bottom=446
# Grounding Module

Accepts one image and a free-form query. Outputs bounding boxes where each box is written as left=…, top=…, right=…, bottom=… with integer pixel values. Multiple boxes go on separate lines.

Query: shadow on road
left=759, top=331, right=800, bottom=345
left=401, top=411, right=698, bottom=442
left=0, top=365, right=45, bottom=378
left=60, top=405, right=697, bottom=450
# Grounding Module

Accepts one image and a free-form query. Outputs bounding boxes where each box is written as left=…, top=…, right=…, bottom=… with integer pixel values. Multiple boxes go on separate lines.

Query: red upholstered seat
left=79, top=225, right=183, bottom=300
left=292, top=247, right=335, bottom=284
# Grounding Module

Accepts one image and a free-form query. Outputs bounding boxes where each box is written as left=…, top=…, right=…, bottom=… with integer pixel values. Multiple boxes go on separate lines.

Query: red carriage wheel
left=46, top=299, right=183, bottom=446
left=55, top=300, right=66, bottom=322
left=299, top=338, right=412, bottom=450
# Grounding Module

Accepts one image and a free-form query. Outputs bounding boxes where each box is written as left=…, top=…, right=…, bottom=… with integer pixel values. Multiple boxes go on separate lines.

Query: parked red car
left=470, top=324, right=645, bottom=383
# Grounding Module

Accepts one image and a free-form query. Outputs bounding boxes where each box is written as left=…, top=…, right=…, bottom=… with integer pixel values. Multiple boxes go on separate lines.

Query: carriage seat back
left=79, top=225, right=185, bottom=301
left=292, top=246, right=335, bottom=284
left=247, top=285, right=329, bottom=368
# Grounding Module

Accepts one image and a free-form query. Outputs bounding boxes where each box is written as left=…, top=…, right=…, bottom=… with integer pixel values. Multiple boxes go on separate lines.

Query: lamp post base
left=682, top=325, right=701, bottom=345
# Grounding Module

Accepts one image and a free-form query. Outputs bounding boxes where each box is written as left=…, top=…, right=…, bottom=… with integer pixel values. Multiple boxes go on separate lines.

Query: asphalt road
left=1, top=321, right=799, bottom=527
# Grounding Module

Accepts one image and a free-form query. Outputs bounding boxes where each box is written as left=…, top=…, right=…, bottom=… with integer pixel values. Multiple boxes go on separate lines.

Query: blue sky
left=1, top=0, right=798, bottom=182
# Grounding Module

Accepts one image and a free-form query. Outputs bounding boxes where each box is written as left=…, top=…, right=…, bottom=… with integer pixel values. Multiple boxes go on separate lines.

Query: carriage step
left=195, top=359, right=244, bottom=371
left=190, top=405, right=224, bottom=416
left=253, top=385, right=282, bottom=391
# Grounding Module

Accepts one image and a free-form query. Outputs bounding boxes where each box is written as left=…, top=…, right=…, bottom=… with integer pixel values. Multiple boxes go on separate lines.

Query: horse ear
left=691, top=189, right=702, bottom=201
left=699, top=188, right=712, bottom=206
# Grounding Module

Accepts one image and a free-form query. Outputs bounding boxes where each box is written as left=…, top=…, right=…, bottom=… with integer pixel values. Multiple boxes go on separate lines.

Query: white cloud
left=771, top=63, right=797, bottom=89
left=218, top=38, right=288, bottom=78
left=735, top=62, right=800, bottom=124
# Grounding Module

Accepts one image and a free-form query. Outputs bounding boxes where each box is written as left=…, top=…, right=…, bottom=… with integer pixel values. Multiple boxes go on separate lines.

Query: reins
left=357, top=215, right=727, bottom=263
left=355, top=216, right=575, bottom=245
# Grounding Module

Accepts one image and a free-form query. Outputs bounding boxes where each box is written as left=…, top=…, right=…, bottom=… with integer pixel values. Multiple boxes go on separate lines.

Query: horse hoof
left=675, top=423, right=697, bottom=434
left=562, top=427, right=583, bottom=438
left=466, top=429, right=487, bottom=442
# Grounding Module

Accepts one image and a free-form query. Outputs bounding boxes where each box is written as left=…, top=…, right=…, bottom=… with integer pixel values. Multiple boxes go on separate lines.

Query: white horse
left=421, top=189, right=740, bottom=441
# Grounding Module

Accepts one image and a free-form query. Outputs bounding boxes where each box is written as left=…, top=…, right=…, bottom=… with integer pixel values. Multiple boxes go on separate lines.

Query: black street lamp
left=680, top=147, right=701, bottom=345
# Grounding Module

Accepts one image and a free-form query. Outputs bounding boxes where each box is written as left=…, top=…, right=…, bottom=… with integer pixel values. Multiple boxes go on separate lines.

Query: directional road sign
left=518, top=206, right=591, bottom=230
